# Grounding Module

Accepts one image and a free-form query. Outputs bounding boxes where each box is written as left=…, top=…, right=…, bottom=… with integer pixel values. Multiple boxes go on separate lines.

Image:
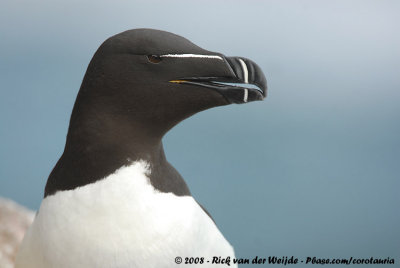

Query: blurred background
left=1, top=0, right=399, bottom=266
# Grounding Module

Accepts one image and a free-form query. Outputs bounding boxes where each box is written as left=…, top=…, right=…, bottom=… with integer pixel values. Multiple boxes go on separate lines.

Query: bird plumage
left=16, top=162, right=235, bottom=267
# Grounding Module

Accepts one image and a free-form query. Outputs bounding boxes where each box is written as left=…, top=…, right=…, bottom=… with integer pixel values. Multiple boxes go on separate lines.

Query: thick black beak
left=215, top=56, right=267, bottom=103
left=171, top=56, right=267, bottom=104
left=225, top=57, right=267, bottom=98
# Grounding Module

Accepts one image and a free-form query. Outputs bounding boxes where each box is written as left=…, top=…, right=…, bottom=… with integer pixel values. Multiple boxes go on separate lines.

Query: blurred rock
left=0, top=197, right=35, bottom=268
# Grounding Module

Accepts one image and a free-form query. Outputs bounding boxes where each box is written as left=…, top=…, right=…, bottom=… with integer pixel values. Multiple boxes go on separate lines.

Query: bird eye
left=147, top=55, right=162, bottom=64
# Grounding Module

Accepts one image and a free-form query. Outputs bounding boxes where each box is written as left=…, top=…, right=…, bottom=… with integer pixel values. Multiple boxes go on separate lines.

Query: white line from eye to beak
left=160, top=54, right=224, bottom=60
left=238, top=58, right=249, bottom=84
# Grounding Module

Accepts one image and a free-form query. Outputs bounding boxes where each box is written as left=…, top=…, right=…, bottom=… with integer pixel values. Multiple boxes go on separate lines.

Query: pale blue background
left=1, top=0, right=399, bottom=266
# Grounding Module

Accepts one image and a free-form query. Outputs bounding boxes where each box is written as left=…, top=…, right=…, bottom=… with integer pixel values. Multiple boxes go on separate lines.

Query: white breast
left=15, top=161, right=236, bottom=268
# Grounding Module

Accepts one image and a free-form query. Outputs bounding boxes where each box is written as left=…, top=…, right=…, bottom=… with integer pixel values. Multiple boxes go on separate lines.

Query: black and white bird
left=15, top=29, right=267, bottom=268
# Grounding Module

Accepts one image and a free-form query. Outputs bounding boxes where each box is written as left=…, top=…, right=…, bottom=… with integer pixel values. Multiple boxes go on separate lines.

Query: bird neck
left=44, top=110, right=191, bottom=197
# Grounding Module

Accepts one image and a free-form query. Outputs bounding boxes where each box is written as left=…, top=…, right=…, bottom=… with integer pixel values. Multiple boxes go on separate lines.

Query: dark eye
left=147, top=55, right=162, bottom=64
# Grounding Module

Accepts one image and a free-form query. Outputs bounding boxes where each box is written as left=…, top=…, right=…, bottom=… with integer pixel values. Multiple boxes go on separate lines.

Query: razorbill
left=15, top=29, right=267, bottom=268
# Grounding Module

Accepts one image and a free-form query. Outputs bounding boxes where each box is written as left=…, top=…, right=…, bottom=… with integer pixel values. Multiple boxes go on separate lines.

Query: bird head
left=74, top=29, right=267, bottom=138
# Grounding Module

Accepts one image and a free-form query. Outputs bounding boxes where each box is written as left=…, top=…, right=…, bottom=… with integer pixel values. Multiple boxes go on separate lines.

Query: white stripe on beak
left=243, top=88, right=248, bottom=103
left=238, top=58, right=249, bottom=84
